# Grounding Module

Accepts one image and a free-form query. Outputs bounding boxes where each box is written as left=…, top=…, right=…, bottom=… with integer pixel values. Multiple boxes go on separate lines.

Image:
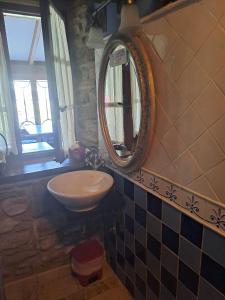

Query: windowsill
left=0, top=158, right=86, bottom=185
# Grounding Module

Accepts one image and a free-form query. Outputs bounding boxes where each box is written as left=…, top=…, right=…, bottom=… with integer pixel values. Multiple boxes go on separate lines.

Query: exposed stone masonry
left=0, top=173, right=123, bottom=284
left=67, top=0, right=98, bottom=146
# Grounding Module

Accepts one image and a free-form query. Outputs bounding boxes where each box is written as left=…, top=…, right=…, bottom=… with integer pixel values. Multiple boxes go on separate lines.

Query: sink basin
left=47, top=170, right=114, bottom=212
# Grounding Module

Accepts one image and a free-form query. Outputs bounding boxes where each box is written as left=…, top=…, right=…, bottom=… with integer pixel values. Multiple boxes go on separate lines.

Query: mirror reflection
left=104, top=45, right=141, bottom=159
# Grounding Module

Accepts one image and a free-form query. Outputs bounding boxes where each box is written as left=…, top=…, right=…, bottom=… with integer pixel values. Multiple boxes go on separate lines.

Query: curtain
left=50, top=5, right=76, bottom=154
left=0, top=32, right=17, bottom=154
left=105, top=64, right=124, bottom=143
left=130, top=58, right=141, bottom=137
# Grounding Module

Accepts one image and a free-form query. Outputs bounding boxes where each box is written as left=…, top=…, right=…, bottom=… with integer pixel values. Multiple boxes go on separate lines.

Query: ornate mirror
left=98, top=31, right=156, bottom=173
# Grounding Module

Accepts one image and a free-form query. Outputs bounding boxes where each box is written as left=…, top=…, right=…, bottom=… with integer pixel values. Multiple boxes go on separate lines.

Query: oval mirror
left=98, top=31, right=156, bottom=173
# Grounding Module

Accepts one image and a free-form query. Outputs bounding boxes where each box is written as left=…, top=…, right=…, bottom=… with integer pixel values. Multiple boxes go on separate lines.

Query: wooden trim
left=98, top=29, right=156, bottom=174
left=28, top=18, right=41, bottom=64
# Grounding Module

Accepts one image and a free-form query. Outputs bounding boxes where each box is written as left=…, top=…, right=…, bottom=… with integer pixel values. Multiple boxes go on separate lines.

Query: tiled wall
left=140, top=0, right=225, bottom=204
left=105, top=172, right=225, bottom=300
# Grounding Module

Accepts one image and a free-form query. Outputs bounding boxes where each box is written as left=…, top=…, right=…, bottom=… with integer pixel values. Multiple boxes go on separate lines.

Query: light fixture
left=119, top=0, right=141, bottom=31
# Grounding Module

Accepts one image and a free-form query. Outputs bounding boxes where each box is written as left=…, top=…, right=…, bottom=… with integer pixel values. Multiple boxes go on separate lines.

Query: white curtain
left=0, top=33, right=17, bottom=154
left=130, top=57, right=141, bottom=137
left=105, top=64, right=124, bottom=143
left=50, top=5, right=76, bottom=154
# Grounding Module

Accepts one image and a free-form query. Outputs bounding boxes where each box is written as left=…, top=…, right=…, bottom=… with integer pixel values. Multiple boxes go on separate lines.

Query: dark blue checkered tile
left=147, top=250, right=161, bottom=280
left=134, top=185, right=147, bottom=210
left=124, top=179, right=134, bottom=200
left=135, top=239, right=146, bottom=264
left=179, top=236, right=201, bottom=274
left=147, top=212, right=162, bottom=242
left=116, top=264, right=126, bottom=284
left=161, top=245, right=178, bottom=278
left=114, top=173, right=124, bottom=193
left=162, top=224, right=179, bottom=254
left=117, top=252, right=125, bottom=269
left=160, top=284, right=176, bottom=300
left=199, top=277, right=225, bottom=300
left=162, top=202, right=180, bottom=233
left=124, top=197, right=135, bottom=218
left=147, top=269, right=160, bottom=298
left=116, top=215, right=125, bottom=241
left=147, top=192, right=162, bottom=219
left=201, top=253, right=225, bottom=296
left=179, top=260, right=199, bottom=295
left=135, top=256, right=147, bottom=282
left=147, top=287, right=159, bottom=300
left=181, top=214, right=203, bottom=248
left=125, top=246, right=135, bottom=267
left=125, top=276, right=135, bottom=297
left=124, top=230, right=134, bottom=252
left=177, top=281, right=197, bottom=300
left=134, top=221, right=146, bottom=247
left=147, top=233, right=161, bottom=260
left=135, top=273, right=146, bottom=298
left=125, top=261, right=135, bottom=282
left=135, top=204, right=146, bottom=228
left=161, top=266, right=177, bottom=297
left=117, top=236, right=124, bottom=255
left=125, top=214, right=134, bottom=234
left=203, top=227, right=225, bottom=269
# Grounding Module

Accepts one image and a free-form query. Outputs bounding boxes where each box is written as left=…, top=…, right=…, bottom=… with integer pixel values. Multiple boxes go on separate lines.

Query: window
left=0, top=2, right=75, bottom=160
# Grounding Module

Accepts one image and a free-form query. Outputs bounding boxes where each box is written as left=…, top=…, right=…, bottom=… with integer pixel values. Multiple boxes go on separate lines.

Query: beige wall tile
left=175, top=107, right=206, bottom=147
left=220, top=13, right=225, bottom=29
left=192, top=81, right=225, bottom=128
left=200, top=0, right=225, bottom=20
left=155, top=101, right=173, bottom=139
left=214, top=65, right=225, bottom=94
left=150, top=46, right=165, bottom=94
left=145, top=137, right=171, bottom=173
left=161, top=126, right=186, bottom=161
left=143, top=17, right=177, bottom=60
left=176, top=58, right=210, bottom=103
left=187, top=175, right=219, bottom=201
left=190, top=131, right=225, bottom=172
left=206, top=161, right=225, bottom=201
left=166, top=2, right=216, bottom=52
left=173, top=151, right=202, bottom=185
left=196, top=25, right=225, bottom=76
left=158, top=76, right=190, bottom=123
left=164, top=37, right=194, bottom=81
left=161, top=163, right=181, bottom=184
left=210, top=115, right=225, bottom=154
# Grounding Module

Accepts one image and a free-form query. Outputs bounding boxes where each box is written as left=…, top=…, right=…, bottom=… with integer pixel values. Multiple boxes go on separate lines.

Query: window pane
left=13, top=80, right=35, bottom=127
left=36, top=80, right=52, bottom=132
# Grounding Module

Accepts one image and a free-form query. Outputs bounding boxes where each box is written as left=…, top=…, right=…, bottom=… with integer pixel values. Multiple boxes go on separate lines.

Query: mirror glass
left=104, top=45, right=141, bottom=159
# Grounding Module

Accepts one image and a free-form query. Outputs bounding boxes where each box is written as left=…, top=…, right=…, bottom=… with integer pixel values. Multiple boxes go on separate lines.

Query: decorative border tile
left=106, top=160, right=225, bottom=238
left=132, top=169, right=225, bottom=236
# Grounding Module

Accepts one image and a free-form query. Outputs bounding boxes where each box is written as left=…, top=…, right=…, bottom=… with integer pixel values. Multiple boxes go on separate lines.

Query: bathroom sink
left=47, top=170, right=114, bottom=212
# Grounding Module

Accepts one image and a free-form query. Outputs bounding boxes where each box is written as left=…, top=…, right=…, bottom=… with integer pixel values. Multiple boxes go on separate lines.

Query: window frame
left=0, top=1, right=62, bottom=160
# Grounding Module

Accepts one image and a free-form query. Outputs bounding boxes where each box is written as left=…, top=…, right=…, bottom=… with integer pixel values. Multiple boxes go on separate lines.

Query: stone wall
left=0, top=173, right=123, bottom=283
left=67, top=0, right=98, bottom=146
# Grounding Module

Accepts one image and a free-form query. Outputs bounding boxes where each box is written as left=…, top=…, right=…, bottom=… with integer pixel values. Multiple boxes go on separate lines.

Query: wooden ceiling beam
left=28, top=18, right=41, bottom=64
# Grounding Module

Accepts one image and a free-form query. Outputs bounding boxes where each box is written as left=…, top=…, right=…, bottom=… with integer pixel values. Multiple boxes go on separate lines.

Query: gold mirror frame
left=98, top=30, right=156, bottom=174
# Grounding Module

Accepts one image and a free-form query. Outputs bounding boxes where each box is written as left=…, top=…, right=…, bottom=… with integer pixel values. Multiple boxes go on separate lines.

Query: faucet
left=85, top=146, right=105, bottom=170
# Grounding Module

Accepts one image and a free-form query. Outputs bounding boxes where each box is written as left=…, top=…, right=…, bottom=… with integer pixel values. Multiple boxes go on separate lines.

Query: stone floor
left=4, top=262, right=132, bottom=300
